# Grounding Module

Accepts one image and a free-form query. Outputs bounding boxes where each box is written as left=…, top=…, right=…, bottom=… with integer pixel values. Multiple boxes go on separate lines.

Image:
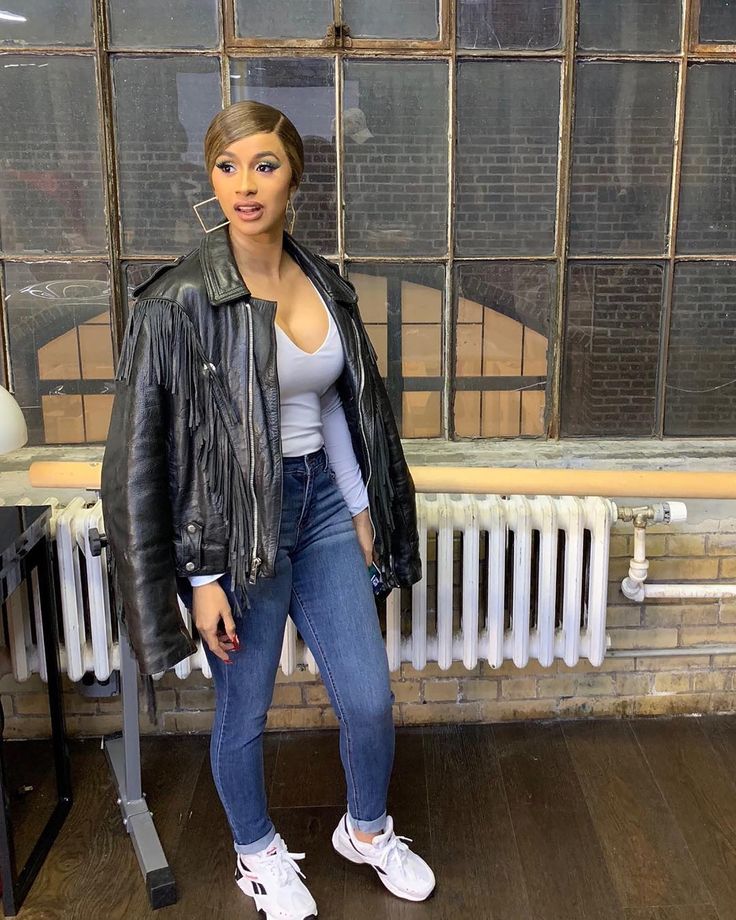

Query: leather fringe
left=369, top=384, right=396, bottom=584
left=115, top=298, right=253, bottom=607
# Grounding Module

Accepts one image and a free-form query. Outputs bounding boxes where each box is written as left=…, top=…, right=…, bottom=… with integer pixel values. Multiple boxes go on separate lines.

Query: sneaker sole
left=238, top=883, right=318, bottom=919
left=256, top=909, right=318, bottom=920
left=331, top=825, right=434, bottom=903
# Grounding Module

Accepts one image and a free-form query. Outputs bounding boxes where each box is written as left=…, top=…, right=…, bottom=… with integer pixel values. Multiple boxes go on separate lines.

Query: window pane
left=457, top=0, right=563, bottom=50
left=109, top=0, right=218, bottom=49
left=454, top=263, right=553, bottom=438
left=343, top=60, right=448, bottom=256
left=4, top=262, right=113, bottom=446
left=234, top=0, right=333, bottom=40
left=343, top=0, right=439, bottom=39
left=665, top=263, right=736, bottom=435
left=569, top=63, right=676, bottom=255
left=456, top=61, right=560, bottom=256
left=230, top=57, right=337, bottom=254
left=0, top=55, right=106, bottom=254
left=113, top=55, right=221, bottom=255
left=578, top=0, right=680, bottom=53
left=562, top=263, right=664, bottom=436
left=347, top=263, right=444, bottom=438
left=678, top=64, right=736, bottom=254
left=699, top=0, right=736, bottom=43
left=0, top=1, right=93, bottom=47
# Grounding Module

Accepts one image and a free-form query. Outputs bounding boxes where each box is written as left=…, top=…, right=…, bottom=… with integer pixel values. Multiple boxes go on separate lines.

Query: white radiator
left=4, top=493, right=616, bottom=683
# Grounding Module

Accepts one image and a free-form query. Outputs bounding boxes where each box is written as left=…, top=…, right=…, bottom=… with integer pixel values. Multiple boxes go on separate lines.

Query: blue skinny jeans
left=199, top=446, right=395, bottom=855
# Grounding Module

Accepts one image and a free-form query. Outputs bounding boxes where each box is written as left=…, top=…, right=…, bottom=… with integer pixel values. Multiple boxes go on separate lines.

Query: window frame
left=2, top=0, right=736, bottom=444
left=688, top=0, right=736, bottom=55
left=223, top=0, right=452, bottom=52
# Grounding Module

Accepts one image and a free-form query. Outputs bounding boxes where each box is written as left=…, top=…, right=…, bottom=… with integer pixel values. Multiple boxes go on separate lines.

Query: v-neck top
left=275, top=279, right=345, bottom=457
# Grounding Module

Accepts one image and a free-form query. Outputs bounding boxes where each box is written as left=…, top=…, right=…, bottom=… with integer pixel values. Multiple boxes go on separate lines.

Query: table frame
left=0, top=509, right=72, bottom=917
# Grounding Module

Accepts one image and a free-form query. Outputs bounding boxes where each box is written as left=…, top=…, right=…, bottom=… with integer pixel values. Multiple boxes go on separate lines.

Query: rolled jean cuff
left=348, top=809, right=387, bottom=834
left=234, top=822, right=276, bottom=855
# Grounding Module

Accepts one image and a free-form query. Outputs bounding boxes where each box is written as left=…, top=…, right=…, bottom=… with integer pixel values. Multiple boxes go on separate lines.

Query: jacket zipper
left=271, top=303, right=283, bottom=566
left=350, top=315, right=377, bottom=552
left=246, top=302, right=261, bottom=584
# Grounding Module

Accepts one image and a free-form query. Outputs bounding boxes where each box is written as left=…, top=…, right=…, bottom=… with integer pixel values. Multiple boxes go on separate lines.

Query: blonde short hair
left=204, top=100, right=304, bottom=190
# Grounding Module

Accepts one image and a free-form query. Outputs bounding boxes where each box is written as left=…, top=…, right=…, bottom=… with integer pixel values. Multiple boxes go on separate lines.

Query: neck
left=227, top=223, right=289, bottom=282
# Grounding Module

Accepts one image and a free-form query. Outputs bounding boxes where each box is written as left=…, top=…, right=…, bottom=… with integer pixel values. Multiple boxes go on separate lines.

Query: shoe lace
left=269, top=838, right=307, bottom=885
left=375, top=832, right=413, bottom=874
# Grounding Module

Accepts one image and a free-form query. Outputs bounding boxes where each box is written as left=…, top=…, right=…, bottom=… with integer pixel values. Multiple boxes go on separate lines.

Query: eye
left=256, top=161, right=279, bottom=173
left=215, top=161, right=235, bottom=174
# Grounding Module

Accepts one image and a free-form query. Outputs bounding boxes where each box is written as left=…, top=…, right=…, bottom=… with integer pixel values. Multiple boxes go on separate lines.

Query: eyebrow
left=219, top=149, right=282, bottom=161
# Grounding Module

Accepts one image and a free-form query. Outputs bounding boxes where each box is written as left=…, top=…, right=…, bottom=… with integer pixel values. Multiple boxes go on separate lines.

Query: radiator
left=4, top=493, right=616, bottom=683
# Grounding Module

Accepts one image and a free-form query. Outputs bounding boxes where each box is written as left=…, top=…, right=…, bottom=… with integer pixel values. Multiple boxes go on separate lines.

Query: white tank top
left=275, top=279, right=344, bottom=457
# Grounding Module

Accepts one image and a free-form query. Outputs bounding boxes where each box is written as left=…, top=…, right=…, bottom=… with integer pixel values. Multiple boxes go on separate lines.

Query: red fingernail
left=233, top=635, right=240, bottom=648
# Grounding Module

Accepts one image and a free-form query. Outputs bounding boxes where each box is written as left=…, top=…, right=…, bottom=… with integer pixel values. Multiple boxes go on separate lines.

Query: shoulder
left=130, top=247, right=203, bottom=304
left=286, top=235, right=358, bottom=304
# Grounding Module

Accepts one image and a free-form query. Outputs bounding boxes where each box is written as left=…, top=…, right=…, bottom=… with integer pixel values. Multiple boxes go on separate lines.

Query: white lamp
left=0, top=385, right=28, bottom=454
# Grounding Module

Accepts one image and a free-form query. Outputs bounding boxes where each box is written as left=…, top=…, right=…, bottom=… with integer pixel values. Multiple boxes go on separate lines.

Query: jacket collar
left=199, top=226, right=358, bottom=307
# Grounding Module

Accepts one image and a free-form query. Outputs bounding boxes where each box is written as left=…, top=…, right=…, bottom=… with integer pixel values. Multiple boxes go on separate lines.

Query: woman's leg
left=201, top=455, right=316, bottom=855
left=287, top=449, right=395, bottom=835
left=203, top=562, right=292, bottom=854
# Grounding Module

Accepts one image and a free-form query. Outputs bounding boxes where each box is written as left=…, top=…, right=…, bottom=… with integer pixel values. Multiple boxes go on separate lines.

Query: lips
left=235, top=203, right=263, bottom=214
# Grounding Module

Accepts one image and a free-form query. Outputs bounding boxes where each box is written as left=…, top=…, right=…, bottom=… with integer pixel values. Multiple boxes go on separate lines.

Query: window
left=1, top=1, right=735, bottom=444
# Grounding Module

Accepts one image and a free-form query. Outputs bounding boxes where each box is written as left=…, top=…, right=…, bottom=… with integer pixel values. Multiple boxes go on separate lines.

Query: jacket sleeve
left=343, top=280, right=423, bottom=586
left=101, top=303, right=198, bottom=675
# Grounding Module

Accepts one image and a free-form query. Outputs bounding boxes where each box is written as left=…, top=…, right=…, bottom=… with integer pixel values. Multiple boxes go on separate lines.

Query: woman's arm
left=320, top=384, right=369, bottom=516
left=321, top=384, right=376, bottom=565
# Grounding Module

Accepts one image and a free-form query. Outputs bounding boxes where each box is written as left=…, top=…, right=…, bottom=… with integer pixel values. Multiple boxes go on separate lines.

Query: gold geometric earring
left=192, top=195, right=230, bottom=233
left=286, top=196, right=297, bottom=234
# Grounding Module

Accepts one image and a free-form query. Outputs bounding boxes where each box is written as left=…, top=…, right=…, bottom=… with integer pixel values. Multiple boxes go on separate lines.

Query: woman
left=101, top=100, right=434, bottom=919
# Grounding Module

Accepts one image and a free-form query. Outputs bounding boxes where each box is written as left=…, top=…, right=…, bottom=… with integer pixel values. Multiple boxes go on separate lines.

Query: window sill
left=401, top=437, right=736, bottom=471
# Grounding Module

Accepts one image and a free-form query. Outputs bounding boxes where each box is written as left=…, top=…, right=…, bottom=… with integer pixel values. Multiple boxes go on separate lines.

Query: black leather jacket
left=100, top=227, right=422, bottom=675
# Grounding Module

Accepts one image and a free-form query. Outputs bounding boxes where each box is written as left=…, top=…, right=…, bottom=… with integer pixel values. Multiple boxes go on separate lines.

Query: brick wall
left=5, top=511, right=736, bottom=739
left=563, top=262, right=664, bottom=436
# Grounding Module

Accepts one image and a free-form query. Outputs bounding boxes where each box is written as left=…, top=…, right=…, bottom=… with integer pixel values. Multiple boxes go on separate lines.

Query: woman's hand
left=191, top=581, right=240, bottom=664
left=352, top=507, right=377, bottom=567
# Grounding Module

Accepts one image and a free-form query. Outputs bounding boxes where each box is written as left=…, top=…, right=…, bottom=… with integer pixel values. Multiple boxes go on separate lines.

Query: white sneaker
left=234, top=832, right=318, bottom=919
left=331, top=813, right=435, bottom=902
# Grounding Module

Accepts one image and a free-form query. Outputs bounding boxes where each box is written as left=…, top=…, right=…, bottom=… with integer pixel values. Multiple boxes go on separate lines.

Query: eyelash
left=215, top=160, right=279, bottom=174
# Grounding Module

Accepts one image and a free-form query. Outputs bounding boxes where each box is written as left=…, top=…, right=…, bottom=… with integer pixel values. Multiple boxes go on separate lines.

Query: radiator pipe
left=27, top=461, right=736, bottom=500
left=607, top=645, right=736, bottom=658
left=619, top=501, right=736, bottom=603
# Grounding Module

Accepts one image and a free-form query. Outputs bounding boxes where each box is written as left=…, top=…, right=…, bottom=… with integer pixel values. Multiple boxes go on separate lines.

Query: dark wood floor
left=8, top=714, right=736, bottom=920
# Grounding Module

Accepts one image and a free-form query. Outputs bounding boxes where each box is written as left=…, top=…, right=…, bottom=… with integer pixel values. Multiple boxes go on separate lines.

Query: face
left=210, top=131, right=295, bottom=237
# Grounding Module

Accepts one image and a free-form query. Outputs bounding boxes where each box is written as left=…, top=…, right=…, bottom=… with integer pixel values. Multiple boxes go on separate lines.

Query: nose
left=238, top=168, right=258, bottom=195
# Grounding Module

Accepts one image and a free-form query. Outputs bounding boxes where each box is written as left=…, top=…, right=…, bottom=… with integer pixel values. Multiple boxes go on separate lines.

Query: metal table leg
left=0, top=534, right=72, bottom=917
left=102, top=615, right=177, bottom=910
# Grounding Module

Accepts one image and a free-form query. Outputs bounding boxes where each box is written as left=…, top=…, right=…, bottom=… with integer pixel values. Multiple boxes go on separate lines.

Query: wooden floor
left=8, top=714, right=736, bottom=920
